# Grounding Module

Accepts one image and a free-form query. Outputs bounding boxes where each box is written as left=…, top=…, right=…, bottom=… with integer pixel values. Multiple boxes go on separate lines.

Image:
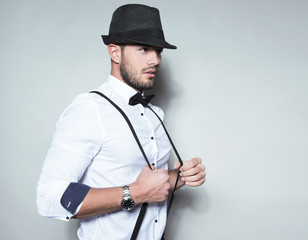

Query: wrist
left=129, top=182, right=143, bottom=205
left=170, top=169, right=185, bottom=191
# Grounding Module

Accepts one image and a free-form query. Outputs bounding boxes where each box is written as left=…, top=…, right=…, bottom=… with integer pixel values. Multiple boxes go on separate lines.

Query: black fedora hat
left=102, top=4, right=177, bottom=49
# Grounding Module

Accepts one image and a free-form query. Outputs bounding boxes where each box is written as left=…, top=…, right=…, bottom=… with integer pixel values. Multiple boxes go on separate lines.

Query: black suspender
left=90, top=91, right=183, bottom=240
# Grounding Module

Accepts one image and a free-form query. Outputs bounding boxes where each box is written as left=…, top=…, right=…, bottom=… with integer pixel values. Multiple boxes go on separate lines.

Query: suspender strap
left=90, top=91, right=152, bottom=169
left=90, top=91, right=183, bottom=240
left=90, top=91, right=150, bottom=240
left=148, top=106, right=183, bottom=215
left=130, top=202, right=148, bottom=240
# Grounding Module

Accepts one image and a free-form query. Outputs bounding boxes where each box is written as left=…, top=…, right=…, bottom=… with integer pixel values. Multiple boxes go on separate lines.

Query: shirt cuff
left=60, top=182, right=90, bottom=215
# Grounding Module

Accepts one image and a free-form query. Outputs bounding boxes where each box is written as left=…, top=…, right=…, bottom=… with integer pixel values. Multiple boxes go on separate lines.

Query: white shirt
left=37, top=75, right=171, bottom=240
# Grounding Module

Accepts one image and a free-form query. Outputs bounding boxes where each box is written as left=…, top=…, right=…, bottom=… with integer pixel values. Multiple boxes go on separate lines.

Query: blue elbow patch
left=60, top=182, right=90, bottom=214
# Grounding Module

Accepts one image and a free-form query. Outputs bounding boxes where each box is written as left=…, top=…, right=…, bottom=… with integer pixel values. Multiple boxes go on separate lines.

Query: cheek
left=127, top=57, right=145, bottom=76
left=127, top=62, right=139, bottom=76
left=134, top=63, right=143, bottom=75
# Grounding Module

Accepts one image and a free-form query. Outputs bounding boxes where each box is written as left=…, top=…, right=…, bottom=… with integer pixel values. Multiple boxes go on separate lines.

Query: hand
left=130, top=165, right=170, bottom=204
left=174, top=158, right=206, bottom=187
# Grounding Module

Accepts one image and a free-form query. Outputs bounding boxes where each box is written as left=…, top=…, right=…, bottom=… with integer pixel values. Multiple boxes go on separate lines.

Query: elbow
left=36, top=189, right=50, bottom=217
left=36, top=181, right=66, bottom=218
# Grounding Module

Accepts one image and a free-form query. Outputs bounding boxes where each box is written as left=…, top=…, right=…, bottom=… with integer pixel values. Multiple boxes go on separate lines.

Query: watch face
left=121, top=198, right=135, bottom=211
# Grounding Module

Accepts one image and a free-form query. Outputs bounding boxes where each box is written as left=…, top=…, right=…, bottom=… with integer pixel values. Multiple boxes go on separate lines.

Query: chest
left=87, top=104, right=171, bottom=185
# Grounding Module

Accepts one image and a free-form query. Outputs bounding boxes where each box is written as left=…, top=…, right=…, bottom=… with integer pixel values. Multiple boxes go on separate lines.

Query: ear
left=107, top=44, right=122, bottom=64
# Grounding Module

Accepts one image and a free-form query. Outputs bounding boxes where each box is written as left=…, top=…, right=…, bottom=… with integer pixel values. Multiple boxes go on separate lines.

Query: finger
left=180, top=158, right=202, bottom=171
left=184, top=174, right=206, bottom=187
left=157, top=168, right=168, bottom=174
left=180, top=164, right=205, bottom=177
left=173, top=161, right=181, bottom=170
left=182, top=171, right=206, bottom=184
left=185, top=178, right=206, bottom=187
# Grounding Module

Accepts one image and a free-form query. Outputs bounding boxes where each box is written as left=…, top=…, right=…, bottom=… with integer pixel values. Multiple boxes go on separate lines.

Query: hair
left=120, top=45, right=126, bottom=52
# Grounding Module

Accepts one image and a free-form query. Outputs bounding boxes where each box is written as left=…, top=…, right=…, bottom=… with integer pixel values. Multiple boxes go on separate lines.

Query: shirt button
left=155, top=219, right=158, bottom=223
left=141, top=113, right=144, bottom=116
left=151, top=137, right=154, bottom=140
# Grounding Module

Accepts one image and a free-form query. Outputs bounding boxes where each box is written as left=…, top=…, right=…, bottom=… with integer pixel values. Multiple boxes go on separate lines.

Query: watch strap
left=123, top=185, right=130, bottom=196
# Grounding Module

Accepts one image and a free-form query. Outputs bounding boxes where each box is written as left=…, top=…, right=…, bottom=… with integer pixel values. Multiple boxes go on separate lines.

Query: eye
left=139, top=47, right=149, bottom=53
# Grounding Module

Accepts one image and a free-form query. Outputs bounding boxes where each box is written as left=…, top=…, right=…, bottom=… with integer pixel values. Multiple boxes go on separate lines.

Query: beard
left=120, top=57, right=157, bottom=91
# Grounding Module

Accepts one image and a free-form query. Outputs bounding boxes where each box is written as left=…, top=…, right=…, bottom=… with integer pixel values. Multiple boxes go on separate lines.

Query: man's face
left=119, top=45, right=163, bottom=92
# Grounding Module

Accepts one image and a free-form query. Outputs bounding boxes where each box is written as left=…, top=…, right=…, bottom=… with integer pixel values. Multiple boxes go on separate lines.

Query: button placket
left=141, top=107, right=159, bottom=166
left=138, top=104, right=145, bottom=116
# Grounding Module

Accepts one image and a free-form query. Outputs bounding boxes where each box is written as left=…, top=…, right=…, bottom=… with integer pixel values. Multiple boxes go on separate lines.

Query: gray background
left=1, top=0, right=307, bottom=239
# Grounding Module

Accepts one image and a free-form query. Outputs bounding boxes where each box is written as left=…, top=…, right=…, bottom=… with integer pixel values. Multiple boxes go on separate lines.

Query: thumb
left=173, top=161, right=181, bottom=170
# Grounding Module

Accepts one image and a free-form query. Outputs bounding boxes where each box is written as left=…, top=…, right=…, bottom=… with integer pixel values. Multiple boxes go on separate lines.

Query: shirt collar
left=107, top=75, right=138, bottom=104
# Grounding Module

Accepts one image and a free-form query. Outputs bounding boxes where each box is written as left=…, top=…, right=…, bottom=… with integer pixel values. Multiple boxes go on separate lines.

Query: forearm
left=75, top=166, right=174, bottom=219
left=80, top=169, right=185, bottom=218
left=74, top=187, right=123, bottom=219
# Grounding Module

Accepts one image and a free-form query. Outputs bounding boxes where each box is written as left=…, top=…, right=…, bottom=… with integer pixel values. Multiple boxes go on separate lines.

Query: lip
left=146, top=72, right=156, bottom=78
left=144, top=69, right=157, bottom=77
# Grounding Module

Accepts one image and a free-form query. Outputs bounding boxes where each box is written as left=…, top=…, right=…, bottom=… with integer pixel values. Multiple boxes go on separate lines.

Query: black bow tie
left=129, top=93, right=155, bottom=107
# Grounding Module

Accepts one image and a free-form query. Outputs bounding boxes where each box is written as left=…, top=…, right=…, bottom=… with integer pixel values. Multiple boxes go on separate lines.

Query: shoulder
left=60, top=93, right=97, bottom=118
left=59, top=82, right=113, bottom=118
left=55, top=92, right=106, bottom=133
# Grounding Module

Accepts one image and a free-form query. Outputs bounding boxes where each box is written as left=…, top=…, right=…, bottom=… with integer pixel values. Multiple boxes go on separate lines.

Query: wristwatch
left=121, top=185, right=135, bottom=211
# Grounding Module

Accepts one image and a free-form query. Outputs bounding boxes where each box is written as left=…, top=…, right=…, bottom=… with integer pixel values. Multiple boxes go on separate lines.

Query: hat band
left=108, top=28, right=165, bottom=41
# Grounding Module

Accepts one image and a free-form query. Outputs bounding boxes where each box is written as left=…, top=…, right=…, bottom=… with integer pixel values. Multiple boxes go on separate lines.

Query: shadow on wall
left=146, top=59, right=182, bottom=112
left=150, top=59, right=209, bottom=239
left=165, top=188, right=209, bottom=239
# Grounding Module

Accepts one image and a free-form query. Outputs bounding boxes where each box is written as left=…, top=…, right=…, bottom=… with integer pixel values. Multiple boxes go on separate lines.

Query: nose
left=148, top=50, right=162, bottom=66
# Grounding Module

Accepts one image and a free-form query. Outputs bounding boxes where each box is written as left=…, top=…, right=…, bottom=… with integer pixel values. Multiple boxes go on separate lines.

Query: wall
left=1, top=0, right=307, bottom=239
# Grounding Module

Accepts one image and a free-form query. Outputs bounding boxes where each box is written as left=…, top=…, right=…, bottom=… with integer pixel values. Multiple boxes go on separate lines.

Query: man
left=37, top=4, right=206, bottom=240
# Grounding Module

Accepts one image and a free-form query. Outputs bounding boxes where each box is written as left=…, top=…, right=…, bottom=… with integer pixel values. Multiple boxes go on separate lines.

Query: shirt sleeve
left=36, top=94, right=103, bottom=221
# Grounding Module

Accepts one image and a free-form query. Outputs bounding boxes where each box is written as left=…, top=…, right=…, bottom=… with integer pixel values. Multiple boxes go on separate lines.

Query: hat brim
left=101, top=29, right=177, bottom=50
left=102, top=35, right=177, bottom=49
